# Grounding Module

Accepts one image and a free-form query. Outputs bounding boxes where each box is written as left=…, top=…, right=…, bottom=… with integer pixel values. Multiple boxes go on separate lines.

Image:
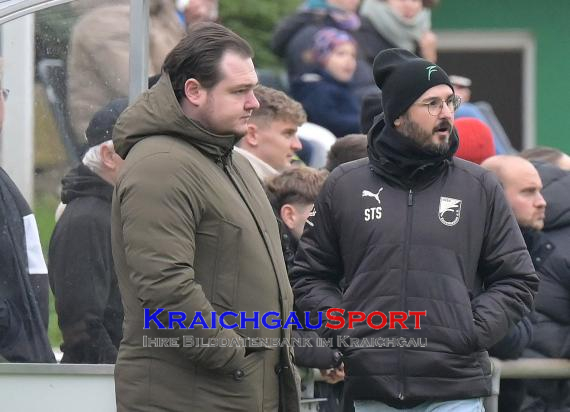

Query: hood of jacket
left=61, top=164, right=113, bottom=205
left=272, top=11, right=329, bottom=57
left=533, top=161, right=570, bottom=230
left=113, top=73, right=241, bottom=161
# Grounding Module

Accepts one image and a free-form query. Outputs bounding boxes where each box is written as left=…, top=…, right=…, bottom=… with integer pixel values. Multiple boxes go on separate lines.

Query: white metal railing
left=0, top=358, right=568, bottom=411
left=484, top=358, right=570, bottom=412
left=311, top=358, right=570, bottom=412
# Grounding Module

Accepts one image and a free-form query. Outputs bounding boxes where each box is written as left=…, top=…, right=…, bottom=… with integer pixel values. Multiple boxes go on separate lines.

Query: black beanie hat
left=360, top=91, right=383, bottom=134
left=373, top=48, right=453, bottom=126
left=85, top=98, right=129, bottom=147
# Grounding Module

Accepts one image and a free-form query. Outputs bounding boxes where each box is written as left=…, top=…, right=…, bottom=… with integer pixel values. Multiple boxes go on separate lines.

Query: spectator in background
left=450, top=75, right=488, bottom=123
left=520, top=146, right=570, bottom=171
left=295, top=121, right=338, bottom=168
left=265, top=167, right=346, bottom=412
left=265, top=167, right=329, bottom=274
left=235, top=85, right=306, bottom=181
left=67, top=0, right=184, bottom=149
left=450, top=74, right=515, bottom=154
left=513, top=152, right=570, bottom=412
left=359, top=0, right=438, bottom=62
left=325, top=133, right=368, bottom=171
left=291, top=28, right=361, bottom=137
left=481, top=155, right=546, bottom=412
left=454, top=117, right=496, bottom=165
left=175, top=0, right=219, bottom=26
left=0, top=59, right=54, bottom=363
left=272, top=0, right=378, bottom=101
left=48, top=98, right=127, bottom=364
left=480, top=156, right=546, bottom=232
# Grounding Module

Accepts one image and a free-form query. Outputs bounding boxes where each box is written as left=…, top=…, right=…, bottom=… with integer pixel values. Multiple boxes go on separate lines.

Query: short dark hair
left=162, top=22, right=253, bottom=101
left=265, top=167, right=328, bottom=210
left=325, top=134, right=368, bottom=171
left=520, top=146, right=564, bottom=165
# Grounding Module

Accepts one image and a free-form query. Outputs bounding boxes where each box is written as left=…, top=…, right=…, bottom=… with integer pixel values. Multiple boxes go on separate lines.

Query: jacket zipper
left=398, top=189, right=414, bottom=401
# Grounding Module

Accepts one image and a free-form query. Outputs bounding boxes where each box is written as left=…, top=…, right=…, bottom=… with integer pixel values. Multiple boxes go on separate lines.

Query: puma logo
left=362, top=188, right=383, bottom=205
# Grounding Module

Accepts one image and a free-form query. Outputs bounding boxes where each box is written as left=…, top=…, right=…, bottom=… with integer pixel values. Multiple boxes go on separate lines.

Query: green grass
left=34, top=193, right=63, bottom=349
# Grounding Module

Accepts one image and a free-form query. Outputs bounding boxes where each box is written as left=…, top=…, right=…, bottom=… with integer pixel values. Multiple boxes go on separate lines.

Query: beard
left=399, top=114, right=452, bottom=155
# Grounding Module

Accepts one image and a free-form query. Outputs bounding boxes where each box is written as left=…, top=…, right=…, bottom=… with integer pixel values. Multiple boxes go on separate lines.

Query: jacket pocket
left=462, top=291, right=481, bottom=354
left=211, top=220, right=241, bottom=309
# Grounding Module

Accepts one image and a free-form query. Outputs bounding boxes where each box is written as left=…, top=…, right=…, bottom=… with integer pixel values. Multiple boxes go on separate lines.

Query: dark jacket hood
left=61, top=164, right=113, bottom=205
left=113, top=73, right=240, bottom=160
left=533, top=162, right=570, bottom=230
left=272, top=11, right=328, bottom=57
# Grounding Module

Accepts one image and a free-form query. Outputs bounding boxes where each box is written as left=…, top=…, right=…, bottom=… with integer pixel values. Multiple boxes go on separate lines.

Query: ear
left=100, top=144, right=117, bottom=170
left=394, top=116, right=402, bottom=127
left=184, top=78, right=204, bottom=106
left=243, top=123, right=259, bottom=147
left=280, top=204, right=297, bottom=231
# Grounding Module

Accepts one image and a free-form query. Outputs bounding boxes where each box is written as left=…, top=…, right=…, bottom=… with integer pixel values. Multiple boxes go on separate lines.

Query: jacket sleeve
left=48, top=211, right=117, bottom=363
left=473, top=172, right=539, bottom=350
left=292, top=329, right=342, bottom=369
left=116, top=154, right=246, bottom=371
left=290, top=174, right=344, bottom=337
left=488, top=317, right=533, bottom=360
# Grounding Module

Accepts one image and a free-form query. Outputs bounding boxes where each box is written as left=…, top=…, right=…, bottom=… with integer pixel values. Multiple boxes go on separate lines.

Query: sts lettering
left=364, top=207, right=382, bottom=222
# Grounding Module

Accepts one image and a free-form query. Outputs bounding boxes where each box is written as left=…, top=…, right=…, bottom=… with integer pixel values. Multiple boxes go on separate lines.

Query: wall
left=0, top=363, right=116, bottom=412
left=432, top=0, right=570, bottom=152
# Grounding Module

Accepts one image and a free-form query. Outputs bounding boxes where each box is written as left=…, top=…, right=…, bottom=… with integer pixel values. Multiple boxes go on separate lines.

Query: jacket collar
left=113, top=73, right=240, bottom=161
left=234, top=147, right=279, bottom=181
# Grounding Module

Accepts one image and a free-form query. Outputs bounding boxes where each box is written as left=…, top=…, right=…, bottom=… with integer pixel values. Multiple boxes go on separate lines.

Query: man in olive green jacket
left=111, top=23, right=300, bottom=412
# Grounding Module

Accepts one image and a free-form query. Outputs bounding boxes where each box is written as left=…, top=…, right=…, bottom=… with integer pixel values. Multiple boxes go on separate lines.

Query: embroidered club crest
left=438, top=197, right=462, bottom=226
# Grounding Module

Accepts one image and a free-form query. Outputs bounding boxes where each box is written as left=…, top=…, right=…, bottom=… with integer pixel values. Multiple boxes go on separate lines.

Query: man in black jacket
left=0, top=59, right=54, bottom=364
left=482, top=155, right=546, bottom=412
left=48, top=98, right=126, bottom=363
left=266, top=167, right=345, bottom=412
left=290, top=48, right=538, bottom=411
left=510, top=157, right=570, bottom=412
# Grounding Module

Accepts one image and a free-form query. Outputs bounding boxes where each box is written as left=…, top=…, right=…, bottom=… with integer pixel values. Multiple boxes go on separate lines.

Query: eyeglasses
left=1, top=89, right=9, bottom=100
left=418, top=95, right=461, bottom=116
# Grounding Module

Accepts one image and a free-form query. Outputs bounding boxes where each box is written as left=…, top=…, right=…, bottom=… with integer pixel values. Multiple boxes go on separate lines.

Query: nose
left=245, top=90, right=260, bottom=111
left=440, top=100, right=454, bottom=116
left=439, top=100, right=454, bottom=121
left=535, top=192, right=547, bottom=208
left=291, top=134, right=303, bottom=151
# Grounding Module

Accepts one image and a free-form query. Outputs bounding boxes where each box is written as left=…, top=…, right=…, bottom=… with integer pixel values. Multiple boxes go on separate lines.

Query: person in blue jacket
left=291, top=27, right=361, bottom=137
